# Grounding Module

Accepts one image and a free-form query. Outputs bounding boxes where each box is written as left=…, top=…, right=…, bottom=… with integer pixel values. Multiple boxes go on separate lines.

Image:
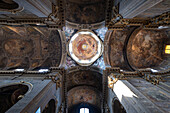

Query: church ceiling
left=67, top=69, right=102, bottom=91
left=65, top=27, right=106, bottom=69
left=0, top=0, right=19, bottom=10
left=0, top=9, right=38, bottom=19
left=104, top=27, right=170, bottom=71
left=65, top=0, right=105, bottom=24
left=0, top=25, right=169, bottom=71
left=68, top=30, right=103, bottom=66
left=0, top=1, right=169, bottom=112
left=127, top=28, right=170, bottom=70
left=105, top=30, right=128, bottom=69
left=0, top=26, right=62, bottom=70
left=0, top=0, right=38, bottom=19
left=67, top=86, right=101, bottom=108
left=136, top=0, right=170, bottom=18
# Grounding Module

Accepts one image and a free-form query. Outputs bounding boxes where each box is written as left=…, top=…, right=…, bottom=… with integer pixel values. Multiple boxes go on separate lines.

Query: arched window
left=165, top=45, right=170, bottom=54
left=80, top=108, right=89, bottom=113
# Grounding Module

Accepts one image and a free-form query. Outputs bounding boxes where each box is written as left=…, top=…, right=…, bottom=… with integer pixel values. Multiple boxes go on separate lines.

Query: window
left=35, top=107, right=41, bottom=113
left=14, top=69, right=24, bottom=72
left=165, top=45, right=170, bottom=54
left=80, top=108, right=89, bottom=113
left=38, top=69, right=49, bottom=73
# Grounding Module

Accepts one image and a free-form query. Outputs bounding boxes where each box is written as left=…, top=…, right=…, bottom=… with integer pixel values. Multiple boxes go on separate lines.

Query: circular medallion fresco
left=68, top=31, right=103, bottom=66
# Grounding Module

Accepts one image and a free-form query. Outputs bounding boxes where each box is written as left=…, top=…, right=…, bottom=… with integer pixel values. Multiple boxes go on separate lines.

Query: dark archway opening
left=113, top=100, right=126, bottom=113
left=42, top=99, right=56, bottom=113
left=68, top=103, right=101, bottom=113
left=0, top=0, right=19, bottom=10
left=0, top=84, right=28, bottom=113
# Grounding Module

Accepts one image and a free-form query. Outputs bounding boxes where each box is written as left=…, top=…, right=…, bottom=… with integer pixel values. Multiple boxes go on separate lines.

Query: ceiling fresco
left=105, top=28, right=170, bottom=71
left=67, top=70, right=102, bottom=91
left=67, top=86, right=101, bottom=108
left=0, top=25, right=168, bottom=71
left=127, top=29, right=169, bottom=70
left=0, top=1, right=169, bottom=113
left=68, top=30, right=103, bottom=66
left=71, top=33, right=98, bottom=60
left=106, top=30, right=129, bottom=69
left=65, top=0, right=105, bottom=24
left=0, top=26, right=62, bottom=70
left=65, top=27, right=106, bottom=69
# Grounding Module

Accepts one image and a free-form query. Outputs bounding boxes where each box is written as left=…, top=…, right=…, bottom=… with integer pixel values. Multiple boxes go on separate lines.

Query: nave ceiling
left=0, top=0, right=169, bottom=113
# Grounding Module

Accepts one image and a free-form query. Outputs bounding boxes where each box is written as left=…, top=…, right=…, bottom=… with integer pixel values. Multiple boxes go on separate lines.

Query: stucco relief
left=127, top=29, right=168, bottom=69
left=0, top=26, right=62, bottom=70
left=67, top=86, right=101, bottom=107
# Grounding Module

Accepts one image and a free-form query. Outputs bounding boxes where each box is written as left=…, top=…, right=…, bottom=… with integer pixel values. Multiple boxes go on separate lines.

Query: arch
left=104, top=28, right=136, bottom=70
left=42, top=99, right=56, bottom=113
left=127, top=27, right=170, bottom=70
left=65, top=0, right=106, bottom=29
left=67, top=86, right=101, bottom=108
left=112, top=98, right=126, bottom=113
left=0, top=0, right=19, bottom=10
left=0, top=26, right=65, bottom=70
left=0, top=0, right=23, bottom=13
left=66, top=66, right=103, bottom=91
left=0, top=84, right=30, bottom=113
left=68, top=103, right=101, bottom=113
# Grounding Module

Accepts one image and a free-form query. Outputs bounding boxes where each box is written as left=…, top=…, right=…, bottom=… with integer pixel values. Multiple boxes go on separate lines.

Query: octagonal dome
left=68, top=30, right=103, bottom=66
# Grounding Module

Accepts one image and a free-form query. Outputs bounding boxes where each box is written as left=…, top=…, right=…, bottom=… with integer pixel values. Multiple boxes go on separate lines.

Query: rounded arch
left=67, top=86, right=102, bottom=109
left=65, top=0, right=106, bottom=29
left=127, top=27, right=170, bottom=71
left=0, top=83, right=32, bottom=113
left=112, top=98, right=126, bottom=113
left=42, top=99, right=56, bottom=113
left=66, top=66, right=103, bottom=91
left=0, top=0, right=23, bottom=13
left=0, top=0, right=19, bottom=10
left=104, top=28, right=136, bottom=70
left=68, top=102, right=101, bottom=113
left=0, top=26, right=65, bottom=70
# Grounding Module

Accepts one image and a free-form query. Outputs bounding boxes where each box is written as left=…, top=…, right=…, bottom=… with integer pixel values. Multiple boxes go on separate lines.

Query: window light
left=80, top=108, right=89, bottom=113
left=35, top=107, right=41, bottom=113
left=15, top=69, right=24, bottom=72
left=151, top=69, right=158, bottom=72
left=38, top=69, right=49, bottom=73
left=165, top=45, right=170, bottom=54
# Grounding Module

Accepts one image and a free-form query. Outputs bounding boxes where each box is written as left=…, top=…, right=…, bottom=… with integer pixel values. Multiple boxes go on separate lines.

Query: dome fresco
left=65, top=27, right=107, bottom=69
left=68, top=30, right=103, bottom=66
